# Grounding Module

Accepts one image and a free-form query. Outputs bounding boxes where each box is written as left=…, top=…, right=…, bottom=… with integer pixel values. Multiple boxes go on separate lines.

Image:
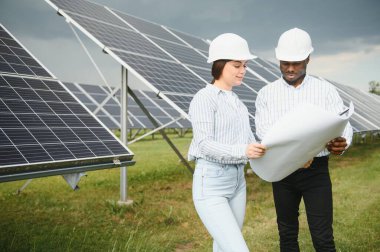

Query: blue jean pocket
left=194, top=161, right=239, bottom=199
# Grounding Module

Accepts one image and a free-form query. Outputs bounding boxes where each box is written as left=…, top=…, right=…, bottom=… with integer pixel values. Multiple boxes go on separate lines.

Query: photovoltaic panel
left=164, top=94, right=193, bottom=113
left=116, top=51, right=206, bottom=95
left=49, top=0, right=127, bottom=27
left=167, top=28, right=209, bottom=52
left=253, top=58, right=281, bottom=76
left=150, top=38, right=209, bottom=68
left=248, top=61, right=279, bottom=82
left=243, top=72, right=267, bottom=91
left=369, top=93, right=380, bottom=102
left=0, top=24, right=133, bottom=182
left=45, top=0, right=270, bottom=132
left=134, top=89, right=192, bottom=128
left=45, top=0, right=379, bottom=135
left=111, top=10, right=181, bottom=43
left=0, top=26, right=51, bottom=78
left=326, top=80, right=380, bottom=131
left=64, top=82, right=192, bottom=129
left=67, top=13, right=172, bottom=60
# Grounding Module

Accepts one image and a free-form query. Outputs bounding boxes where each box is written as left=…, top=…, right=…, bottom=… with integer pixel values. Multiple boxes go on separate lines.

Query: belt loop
left=202, top=165, right=207, bottom=177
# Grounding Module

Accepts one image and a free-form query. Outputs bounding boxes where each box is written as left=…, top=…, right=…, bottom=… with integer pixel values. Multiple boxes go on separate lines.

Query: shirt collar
left=280, top=74, right=310, bottom=89
left=206, top=84, right=237, bottom=97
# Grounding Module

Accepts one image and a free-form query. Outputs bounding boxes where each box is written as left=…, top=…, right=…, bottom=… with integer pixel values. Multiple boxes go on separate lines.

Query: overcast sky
left=1, top=0, right=379, bottom=91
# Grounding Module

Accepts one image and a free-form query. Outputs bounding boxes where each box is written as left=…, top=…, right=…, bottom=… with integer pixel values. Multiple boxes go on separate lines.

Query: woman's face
left=220, top=60, right=247, bottom=86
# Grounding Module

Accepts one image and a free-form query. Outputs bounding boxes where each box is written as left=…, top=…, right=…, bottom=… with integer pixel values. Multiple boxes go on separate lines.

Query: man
left=255, top=28, right=353, bottom=252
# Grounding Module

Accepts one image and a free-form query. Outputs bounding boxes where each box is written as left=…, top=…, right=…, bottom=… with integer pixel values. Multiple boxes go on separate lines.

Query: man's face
left=279, top=57, right=309, bottom=87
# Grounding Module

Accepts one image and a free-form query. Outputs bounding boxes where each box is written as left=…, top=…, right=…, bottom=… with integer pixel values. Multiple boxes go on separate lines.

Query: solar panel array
left=63, top=82, right=191, bottom=129
left=324, top=79, right=380, bottom=132
left=0, top=24, right=134, bottom=182
left=46, top=0, right=379, bottom=135
left=369, top=92, right=380, bottom=101
left=46, top=0, right=281, bottom=131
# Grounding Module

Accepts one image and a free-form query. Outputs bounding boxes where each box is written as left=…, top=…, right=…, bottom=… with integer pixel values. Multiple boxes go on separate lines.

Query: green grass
left=0, top=135, right=379, bottom=251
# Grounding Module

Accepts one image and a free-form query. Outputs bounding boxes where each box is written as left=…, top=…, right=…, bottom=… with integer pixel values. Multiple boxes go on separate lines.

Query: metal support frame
left=131, top=128, right=142, bottom=139
left=128, top=117, right=184, bottom=144
left=128, top=87, right=194, bottom=174
left=118, top=66, right=133, bottom=206
left=17, top=179, right=33, bottom=194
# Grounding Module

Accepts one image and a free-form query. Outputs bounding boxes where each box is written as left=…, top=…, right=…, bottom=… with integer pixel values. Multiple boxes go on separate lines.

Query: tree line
left=369, top=81, right=380, bottom=95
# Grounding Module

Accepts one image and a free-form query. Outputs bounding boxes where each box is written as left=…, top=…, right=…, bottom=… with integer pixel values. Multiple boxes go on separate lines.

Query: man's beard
left=282, top=72, right=306, bottom=86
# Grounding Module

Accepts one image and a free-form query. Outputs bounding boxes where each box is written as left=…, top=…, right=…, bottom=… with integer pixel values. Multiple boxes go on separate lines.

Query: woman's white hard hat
left=207, top=33, right=257, bottom=63
left=275, top=28, right=314, bottom=61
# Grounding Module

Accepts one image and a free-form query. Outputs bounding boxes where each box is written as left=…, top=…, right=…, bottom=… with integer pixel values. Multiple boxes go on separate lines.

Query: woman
left=188, top=33, right=266, bottom=252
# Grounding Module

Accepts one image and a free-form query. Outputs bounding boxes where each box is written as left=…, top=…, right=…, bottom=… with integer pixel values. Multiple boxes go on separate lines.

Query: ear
left=305, top=56, right=310, bottom=64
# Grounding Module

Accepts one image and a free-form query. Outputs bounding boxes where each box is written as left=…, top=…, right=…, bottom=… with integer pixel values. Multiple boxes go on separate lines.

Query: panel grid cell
left=113, top=10, right=182, bottom=43
left=50, top=0, right=127, bottom=27
left=150, top=38, right=209, bottom=68
left=0, top=27, right=51, bottom=78
left=167, top=28, right=209, bottom=52
left=69, top=13, right=172, bottom=60
left=117, top=52, right=206, bottom=94
left=248, top=63, right=279, bottom=82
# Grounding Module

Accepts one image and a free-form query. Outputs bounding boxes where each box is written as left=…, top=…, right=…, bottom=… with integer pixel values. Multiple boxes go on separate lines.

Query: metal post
left=118, top=66, right=133, bottom=206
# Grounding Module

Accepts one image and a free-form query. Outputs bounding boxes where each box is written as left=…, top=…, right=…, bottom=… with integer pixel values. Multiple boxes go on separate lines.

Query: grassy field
left=0, top=134, right=379, bottom=251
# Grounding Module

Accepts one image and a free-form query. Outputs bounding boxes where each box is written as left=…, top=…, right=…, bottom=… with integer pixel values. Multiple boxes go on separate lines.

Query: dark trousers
left=272, top=156, right=336, bottom=252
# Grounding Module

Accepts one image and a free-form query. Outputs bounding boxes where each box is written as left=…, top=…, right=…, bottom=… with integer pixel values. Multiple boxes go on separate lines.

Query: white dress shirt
left=188, top=84, right=256, bottom=164
left=255, top=75, right=353, bottom=157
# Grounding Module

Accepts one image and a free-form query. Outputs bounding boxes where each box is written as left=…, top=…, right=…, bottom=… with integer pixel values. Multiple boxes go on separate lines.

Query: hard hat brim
left=275, top=48, right=314, bottom=61
left=207, top=54, right=257, bottom=63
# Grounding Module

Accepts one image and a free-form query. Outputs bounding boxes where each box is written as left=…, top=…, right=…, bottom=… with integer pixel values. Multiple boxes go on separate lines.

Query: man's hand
left=246, top=143, right=266, bottom=159
left=326, top=137, right=347, bottom=155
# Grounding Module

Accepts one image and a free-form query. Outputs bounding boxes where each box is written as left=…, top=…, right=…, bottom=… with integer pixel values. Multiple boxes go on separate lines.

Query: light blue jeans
left=192, top=159, right=249, bottom=252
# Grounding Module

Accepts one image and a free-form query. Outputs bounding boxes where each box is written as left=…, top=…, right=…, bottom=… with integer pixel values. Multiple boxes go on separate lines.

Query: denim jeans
left=193, top=159, right=249, bottom=252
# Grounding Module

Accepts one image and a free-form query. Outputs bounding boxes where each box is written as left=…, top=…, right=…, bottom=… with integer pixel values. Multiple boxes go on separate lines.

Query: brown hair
left=211, top=60, right=229, bottom=84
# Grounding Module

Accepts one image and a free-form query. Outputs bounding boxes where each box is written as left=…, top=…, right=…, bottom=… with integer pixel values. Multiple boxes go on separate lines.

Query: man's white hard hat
left=207, top=33, right=257, bottom=63
left=275, top=28, right=314, bottom=61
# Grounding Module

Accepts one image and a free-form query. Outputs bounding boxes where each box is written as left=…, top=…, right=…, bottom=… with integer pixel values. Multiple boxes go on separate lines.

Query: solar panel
left=368, top=92, right=380, bottom=102
left=0, top=26, right=51, bottom=78
left=45, top=0, right=379, bottom=135
left=167, top=28, right=209, bottom=52
left=253, top=58, right=281, bottom=76
left=0, top=24, right=134, bottom=182
left=49, top=0, right=127, bottom=27
left=326, top=80, right=380, bottom=132
left=116, top=51, right=206, bottom=94
left=63, top=82, right=192, bottom=129
left=46, top=0, right=279, bottom=132
left=67, top=13, right=172, bottom=60
left=248, top=62, right=279, bottom=82
left=150, top=38, right=209, bottom=68
left=111, top=10, right=181, bottom=43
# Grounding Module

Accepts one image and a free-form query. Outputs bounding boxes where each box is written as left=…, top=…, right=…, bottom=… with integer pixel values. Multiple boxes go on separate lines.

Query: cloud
left=309, top=44, right=380, bottom=90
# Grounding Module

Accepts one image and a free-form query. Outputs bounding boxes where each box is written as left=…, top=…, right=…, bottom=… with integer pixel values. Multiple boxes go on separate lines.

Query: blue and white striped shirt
left=188, top=84, right=256, bottom=164
left=255, top=75, right=353, bottom=157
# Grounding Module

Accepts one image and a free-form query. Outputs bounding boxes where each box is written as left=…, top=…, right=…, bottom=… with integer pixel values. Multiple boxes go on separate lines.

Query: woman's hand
left=246, top=143, right=266, bottom=159
left=302, top=159, right=314, bottom=168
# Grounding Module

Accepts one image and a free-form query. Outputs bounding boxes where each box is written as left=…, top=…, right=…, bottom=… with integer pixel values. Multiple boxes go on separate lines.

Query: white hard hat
left=275, top=28, right=314, bottom=61
left=207, top=33, right=257, bottom=63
